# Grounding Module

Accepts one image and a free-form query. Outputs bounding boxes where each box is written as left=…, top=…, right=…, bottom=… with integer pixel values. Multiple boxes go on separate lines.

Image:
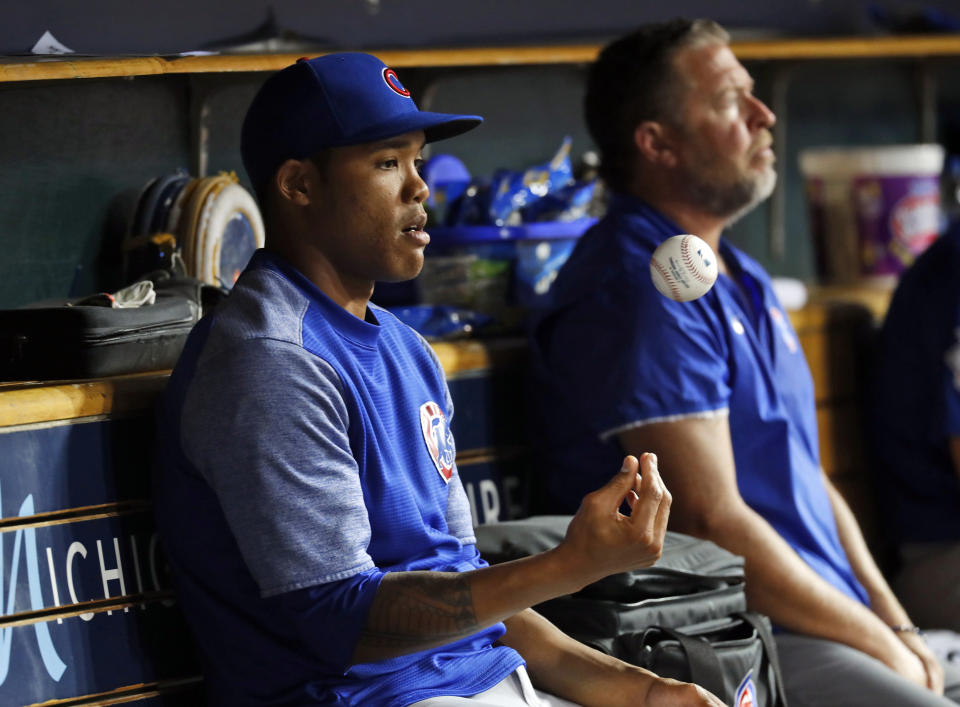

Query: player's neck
left=300, top=262, right=374, bottom=320
left=267, top=240, right=373, bottom=320
left=640, top=195, right=724, bottom=255
left=628, top=175, right=723, bottom=251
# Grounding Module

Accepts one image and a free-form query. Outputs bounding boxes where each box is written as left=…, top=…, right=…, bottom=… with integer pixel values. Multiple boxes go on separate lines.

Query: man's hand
left=355, top=454, right=670, bottom=664
left=559, top=453, right=672, bottom=587
left=644, top=676, right=728, bottom=706
left=879, top=631, right=932, bottom=691
left=898, top=631, right=945, bottom=695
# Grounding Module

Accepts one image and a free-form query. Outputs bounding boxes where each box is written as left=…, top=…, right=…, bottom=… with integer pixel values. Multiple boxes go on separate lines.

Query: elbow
left=669, top=497, right=750, bottom=542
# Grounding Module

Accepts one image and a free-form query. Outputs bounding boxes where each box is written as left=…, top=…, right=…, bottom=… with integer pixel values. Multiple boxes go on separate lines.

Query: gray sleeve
left=445, top=463, right=477, bottom=543
left=180, top=337, right=374, bottom=597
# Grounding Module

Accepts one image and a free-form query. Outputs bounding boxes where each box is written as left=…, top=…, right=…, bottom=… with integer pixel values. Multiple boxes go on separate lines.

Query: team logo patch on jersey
left=735, top=671, right=757, bottom=707
left=420, top=401, right=456, bottom=482
left=382, top=67, right=411, bottom=97
left=769, top=305, right=798, bottom=353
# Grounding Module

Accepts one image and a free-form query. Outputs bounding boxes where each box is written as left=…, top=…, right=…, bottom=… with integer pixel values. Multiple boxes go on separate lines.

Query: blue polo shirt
left=872, top=223, right=960, bottom=543
left=529, top=194, right=869, bottom=606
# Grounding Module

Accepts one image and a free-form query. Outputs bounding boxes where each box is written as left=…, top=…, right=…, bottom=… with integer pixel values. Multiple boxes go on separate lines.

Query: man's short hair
left=584, top=19, right=729, bottom=192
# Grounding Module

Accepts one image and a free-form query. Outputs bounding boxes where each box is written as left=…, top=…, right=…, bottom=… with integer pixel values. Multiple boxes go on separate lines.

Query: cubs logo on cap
left=735, top=672, right=757, bottom=707
left=382, top=68, right=411, bottom=97
left=420, top=401, right=456, bottom=482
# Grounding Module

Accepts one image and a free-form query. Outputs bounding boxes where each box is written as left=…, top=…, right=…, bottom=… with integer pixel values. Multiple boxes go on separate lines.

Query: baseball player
left=528, top=19, right=960, bottom=707
left=152, top=53, right=722, bottom=707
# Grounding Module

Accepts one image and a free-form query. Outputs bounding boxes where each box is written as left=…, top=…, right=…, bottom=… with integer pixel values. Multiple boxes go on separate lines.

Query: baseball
left=649, top=234, right=718, bottom=302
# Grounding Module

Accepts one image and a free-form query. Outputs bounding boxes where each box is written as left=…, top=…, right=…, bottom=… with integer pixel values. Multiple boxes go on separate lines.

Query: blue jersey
left=153, top=249, right=521, bottom=706
left=872, top=224, right=960, bottom=543
left=529, top=194, right=869, bottom=607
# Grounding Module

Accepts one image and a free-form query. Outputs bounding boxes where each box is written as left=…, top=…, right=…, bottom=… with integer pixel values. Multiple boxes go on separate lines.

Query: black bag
left=0, top=272, right=223, bottom=381
left=476, top=516, right=788, bottom=707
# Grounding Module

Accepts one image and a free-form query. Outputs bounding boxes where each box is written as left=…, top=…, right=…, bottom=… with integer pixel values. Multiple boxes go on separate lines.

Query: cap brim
left=346, top=111, right=482, bottom=147
left=421, top=113, right=483, bottom=143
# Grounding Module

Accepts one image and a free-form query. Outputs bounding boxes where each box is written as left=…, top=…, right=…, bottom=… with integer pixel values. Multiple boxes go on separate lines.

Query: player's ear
left=274, top=159, right=312, bottom=207
left=634, top=121, right=678, bottom=168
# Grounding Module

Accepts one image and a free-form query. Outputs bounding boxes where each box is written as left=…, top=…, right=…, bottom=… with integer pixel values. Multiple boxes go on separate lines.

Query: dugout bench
left=0, top=338, right=529, bottom=705
left=0, top=294, right=886, bottom=705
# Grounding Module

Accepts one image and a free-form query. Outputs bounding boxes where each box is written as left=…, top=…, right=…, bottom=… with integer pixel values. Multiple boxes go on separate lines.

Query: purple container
left=800, top=145, right=944, bottom=284
left=853, top=174, right=940, bottom=277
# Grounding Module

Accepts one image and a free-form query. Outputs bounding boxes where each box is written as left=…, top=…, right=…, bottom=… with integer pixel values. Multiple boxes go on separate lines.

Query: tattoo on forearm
left=359, top=572, right=478, bottom=650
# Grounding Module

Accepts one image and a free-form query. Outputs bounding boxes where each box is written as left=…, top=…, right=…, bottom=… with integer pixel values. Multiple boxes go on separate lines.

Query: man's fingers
left=652, top=483, right=672, bottom=537
left=900, top=632, right=945, bottom=695
left=590, top=455, right=641, bottom=506
left=648, top=454, right=672, bottom=535
left=630, top=452, right=668, bottom=524
left=916, top=643, right=942, bottom=693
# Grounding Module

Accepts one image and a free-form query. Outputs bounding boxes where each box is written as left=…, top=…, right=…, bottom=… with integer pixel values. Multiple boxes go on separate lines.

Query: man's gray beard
left=685, top=167, right=777, bottom=226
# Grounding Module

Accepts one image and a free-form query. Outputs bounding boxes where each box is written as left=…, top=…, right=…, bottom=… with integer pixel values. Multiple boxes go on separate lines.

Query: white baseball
left=649, top=234, right=718, bottom=302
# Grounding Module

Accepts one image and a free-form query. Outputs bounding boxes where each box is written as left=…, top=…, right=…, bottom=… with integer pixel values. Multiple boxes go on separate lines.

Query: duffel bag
left=476, top=515, right=788, bottom=707
left=0, top=271, right=224, bottom=381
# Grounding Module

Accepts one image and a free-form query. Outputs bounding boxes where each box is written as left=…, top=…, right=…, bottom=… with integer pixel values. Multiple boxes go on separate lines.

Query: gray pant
left=413, top=635, right=960, bottom=706
left=776, top=633, right=960, bottom=706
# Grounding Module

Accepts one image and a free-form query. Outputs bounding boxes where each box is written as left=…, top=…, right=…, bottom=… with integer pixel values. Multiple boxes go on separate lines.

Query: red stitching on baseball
left=680, top=236, right=714, bottom=284
left=652, top=258, right=681, bottom=300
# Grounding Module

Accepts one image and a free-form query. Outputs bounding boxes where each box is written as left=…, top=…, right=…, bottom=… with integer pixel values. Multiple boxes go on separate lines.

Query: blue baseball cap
left=241, top=52, right=483, bottom=195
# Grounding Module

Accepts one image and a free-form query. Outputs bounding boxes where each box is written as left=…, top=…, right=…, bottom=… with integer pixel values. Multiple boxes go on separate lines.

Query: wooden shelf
left=0, top=338, right=528, bottom=427
left=0, top=371, right=169, bottom=427
left=2, top=34, right=960, bottom=83
left=806, top=283, right=894, bottom=323
left=0, top=46, right=600, bottom=83
left=432, top=337, right=526, bottom=377
left=733, top=33, right=960, bottom=60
